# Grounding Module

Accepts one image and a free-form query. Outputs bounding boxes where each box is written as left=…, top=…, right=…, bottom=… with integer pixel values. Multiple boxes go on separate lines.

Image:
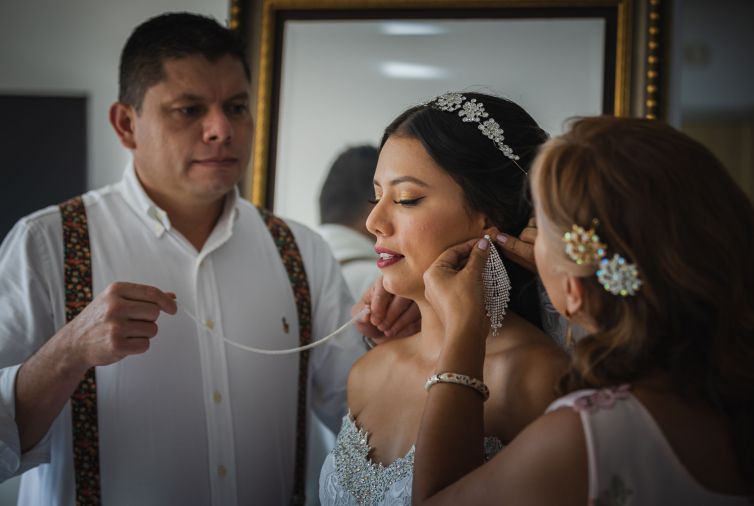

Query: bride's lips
left=375, top=246, right=404, bottom=268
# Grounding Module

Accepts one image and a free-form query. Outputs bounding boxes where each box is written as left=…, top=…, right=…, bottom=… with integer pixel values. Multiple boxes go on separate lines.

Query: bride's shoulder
left=487, top=312, right=565, bottom=362
left=346, top=336, right=415, bottom=416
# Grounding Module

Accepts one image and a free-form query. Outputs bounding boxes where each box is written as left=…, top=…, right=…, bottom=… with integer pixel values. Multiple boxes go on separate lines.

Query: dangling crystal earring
left=482, top=234, right=511, bottom=336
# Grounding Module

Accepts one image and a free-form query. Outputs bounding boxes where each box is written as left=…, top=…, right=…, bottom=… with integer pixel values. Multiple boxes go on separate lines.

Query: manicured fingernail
left=497, top=233, right=508, bottom=244
left=477, top=237, right=489, bottom=250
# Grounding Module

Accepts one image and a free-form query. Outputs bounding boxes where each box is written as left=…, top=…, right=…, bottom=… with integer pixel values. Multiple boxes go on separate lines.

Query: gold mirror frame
left=246, top=0, right=638, bottom=208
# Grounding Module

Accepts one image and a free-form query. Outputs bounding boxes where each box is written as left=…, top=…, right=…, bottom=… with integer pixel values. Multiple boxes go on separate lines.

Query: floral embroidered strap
left=257, top=207, right=313, bottom=506
left=59, top=196, right=100, bottom=506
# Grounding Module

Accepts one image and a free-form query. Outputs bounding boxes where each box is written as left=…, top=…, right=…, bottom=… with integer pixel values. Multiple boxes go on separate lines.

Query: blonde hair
left=533, top=116, right=754, bottom=489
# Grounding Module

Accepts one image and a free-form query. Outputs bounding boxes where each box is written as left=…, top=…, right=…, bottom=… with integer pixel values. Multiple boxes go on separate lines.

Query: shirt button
left=213, top=391, right=222, bottom=403
left=206, top=319, right=215, bottom=330
left=217, top=465, right=227, bottom=477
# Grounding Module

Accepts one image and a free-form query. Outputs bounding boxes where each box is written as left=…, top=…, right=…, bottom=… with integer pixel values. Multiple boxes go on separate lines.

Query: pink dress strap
left=547, top=386, right=748, bottom=506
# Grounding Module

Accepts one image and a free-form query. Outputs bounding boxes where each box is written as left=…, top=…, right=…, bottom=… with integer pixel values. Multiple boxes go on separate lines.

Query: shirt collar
left=118, top=162, right=241, bottom=239
left=317, top=224, right=376, bottom=262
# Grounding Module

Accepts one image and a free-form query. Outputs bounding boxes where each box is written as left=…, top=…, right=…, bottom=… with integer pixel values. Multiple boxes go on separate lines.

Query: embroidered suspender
left=60, top=198, right=313, bottom=506
left=60, top=196, right=100, bottom=506
left=257, top=207, right=312, bottom=506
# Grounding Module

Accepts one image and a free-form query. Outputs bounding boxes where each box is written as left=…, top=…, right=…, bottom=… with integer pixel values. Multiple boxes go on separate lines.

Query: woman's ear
left=482, top=216, right=497, bottom=232
left=109, top=102, right=137, bottom=150
left=564, top=275, right=586, bottom=317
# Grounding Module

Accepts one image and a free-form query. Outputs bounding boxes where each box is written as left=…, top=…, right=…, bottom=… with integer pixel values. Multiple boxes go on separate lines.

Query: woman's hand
left=423, top=236, right=491, bottom=340
left=496, top=217, right=538, bottom=274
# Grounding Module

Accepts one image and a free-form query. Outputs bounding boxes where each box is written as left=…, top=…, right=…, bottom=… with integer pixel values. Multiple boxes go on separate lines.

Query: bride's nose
left=366, top=200, right=392, bottom=238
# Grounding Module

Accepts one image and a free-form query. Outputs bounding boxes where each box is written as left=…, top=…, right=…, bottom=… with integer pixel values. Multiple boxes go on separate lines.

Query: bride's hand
left=423, top=236, right=491, bottom=341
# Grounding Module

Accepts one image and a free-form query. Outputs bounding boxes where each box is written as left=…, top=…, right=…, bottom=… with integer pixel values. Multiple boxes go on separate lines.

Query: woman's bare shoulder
left=485, top=314, right=567, bottom=382
left=347, top=335, right=416, bottom=417
left=484, top=314, right=569, bottom=440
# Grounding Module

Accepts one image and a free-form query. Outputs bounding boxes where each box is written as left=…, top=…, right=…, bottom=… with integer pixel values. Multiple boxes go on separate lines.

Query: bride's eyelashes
left=393, top=197, right=425, bottom=206
left=367, top=196, right=426, bottom=207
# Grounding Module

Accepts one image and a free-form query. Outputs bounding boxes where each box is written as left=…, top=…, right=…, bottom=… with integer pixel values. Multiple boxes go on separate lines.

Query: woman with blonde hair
left=413, top=116, right=754, bottom=505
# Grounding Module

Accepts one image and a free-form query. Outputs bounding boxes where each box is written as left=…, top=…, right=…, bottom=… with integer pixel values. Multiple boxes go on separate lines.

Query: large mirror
left=248, top=0, right=637, bottom=229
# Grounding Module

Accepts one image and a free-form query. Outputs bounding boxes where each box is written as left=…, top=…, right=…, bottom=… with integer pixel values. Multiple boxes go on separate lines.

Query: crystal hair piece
left=425, top=92, right=526, bottom=174
left=563, top=220, right=642, bottom=297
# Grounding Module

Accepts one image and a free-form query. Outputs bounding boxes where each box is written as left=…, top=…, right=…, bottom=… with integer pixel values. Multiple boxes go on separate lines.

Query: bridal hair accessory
left=425, top=92, right=526, bottom=174
left=181, top=304, right=370, bottom=355
left=425, top=372, right=490, bottom=401
left=482, top=234, right=511, bottom=336
left=563, top=220, right=642, bottom=296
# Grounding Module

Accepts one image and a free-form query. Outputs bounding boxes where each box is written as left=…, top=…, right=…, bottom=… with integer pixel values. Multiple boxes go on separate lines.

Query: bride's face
left=366, top=135, right=486, bottom=300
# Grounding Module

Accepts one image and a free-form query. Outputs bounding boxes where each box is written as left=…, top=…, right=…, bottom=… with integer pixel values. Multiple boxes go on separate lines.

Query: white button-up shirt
left=317, top=224, right=380, bottom=300
left=0, top=165, right=363, bottom=505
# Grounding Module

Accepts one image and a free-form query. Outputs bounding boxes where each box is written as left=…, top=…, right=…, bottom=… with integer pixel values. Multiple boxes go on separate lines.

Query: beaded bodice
left=319, top=413, right=503, bottom=506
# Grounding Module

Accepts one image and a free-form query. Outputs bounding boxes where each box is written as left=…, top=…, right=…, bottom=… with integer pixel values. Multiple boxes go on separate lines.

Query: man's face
left=130, top=54, right=252, bottom=207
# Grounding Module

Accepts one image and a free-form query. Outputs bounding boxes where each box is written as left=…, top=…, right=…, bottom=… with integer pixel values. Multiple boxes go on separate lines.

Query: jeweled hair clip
left=563, top=220, right=642, bottom=297
left=425, top=92, right=525, bottom=174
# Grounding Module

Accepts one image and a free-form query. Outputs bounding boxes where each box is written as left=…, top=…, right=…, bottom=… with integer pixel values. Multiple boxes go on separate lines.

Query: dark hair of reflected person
left=534, top=116, right=754, bottom=493
left=118, top=12, right=250, bottom=111
left=319, top=145, right=379, bottom=228
left=381, top=92, right=549, bottom=327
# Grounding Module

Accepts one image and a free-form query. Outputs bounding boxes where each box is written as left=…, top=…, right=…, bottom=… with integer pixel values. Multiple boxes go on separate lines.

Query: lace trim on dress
left=333, top=413, right=502, bottom=506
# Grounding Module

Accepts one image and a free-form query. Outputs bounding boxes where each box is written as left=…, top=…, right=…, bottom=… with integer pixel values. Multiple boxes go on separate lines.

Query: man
left=318, top=145, right=381, bottom=299
left=0, top=13, right=369, bottom=505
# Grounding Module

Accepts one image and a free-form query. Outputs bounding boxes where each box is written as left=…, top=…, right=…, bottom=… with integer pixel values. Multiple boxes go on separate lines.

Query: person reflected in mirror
left=318, top=145, right=382, bottom=300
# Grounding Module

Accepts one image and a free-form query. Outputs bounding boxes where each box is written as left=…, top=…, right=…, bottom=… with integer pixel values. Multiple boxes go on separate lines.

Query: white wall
left=0, top=2, right=228, bottom=503
left=0, top=0, right=229, bottom=191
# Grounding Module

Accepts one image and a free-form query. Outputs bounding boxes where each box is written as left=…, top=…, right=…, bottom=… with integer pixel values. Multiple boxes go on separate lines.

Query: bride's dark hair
left=381, top=92, right=549, bottom=327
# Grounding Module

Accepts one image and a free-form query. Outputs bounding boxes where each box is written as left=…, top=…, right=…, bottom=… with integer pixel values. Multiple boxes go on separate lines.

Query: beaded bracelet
left=424, top=372, right=490, bottom=401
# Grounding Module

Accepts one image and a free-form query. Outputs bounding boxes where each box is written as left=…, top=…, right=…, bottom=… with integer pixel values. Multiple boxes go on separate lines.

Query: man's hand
left=15, top=281, right=177, bottom=452
left=496, top=217, right=538, bottom=273
left=352, top=275, right=420, bottom=345
left=56, top=282, right=178, bottom=371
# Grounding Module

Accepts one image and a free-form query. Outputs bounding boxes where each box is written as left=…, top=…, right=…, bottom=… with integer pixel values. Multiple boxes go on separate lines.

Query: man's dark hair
left=119, top=12, right=250, bottom=110
left=319, top=145, right=379, bottom=227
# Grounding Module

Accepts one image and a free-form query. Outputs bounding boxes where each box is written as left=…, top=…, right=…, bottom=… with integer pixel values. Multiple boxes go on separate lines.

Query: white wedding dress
left=319, top=412, right=502, bottom=506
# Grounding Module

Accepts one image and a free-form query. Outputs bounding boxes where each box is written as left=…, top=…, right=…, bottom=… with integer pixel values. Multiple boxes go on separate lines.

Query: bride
left=319, top=92, right=568, bottom=505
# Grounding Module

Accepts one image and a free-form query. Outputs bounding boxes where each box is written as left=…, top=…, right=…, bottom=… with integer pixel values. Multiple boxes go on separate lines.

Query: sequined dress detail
left=319, top=413, right=503, bottom=506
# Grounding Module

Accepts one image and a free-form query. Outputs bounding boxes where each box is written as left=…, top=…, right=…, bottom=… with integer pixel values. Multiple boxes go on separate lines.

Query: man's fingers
left=368, top=278, right=390, bottom=325
left=114, top=337, right=151, bottom=356
left=112, top=300, right=164, bottom=322
left=380, top=295, right=413, bottom=331
left=108, top=282, right=177, bottom=314
left=527, top=217, right=537, bottom=228
left=120, top=320, right=159, bottom=339
left=386, top=303, right=421, bottom=337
